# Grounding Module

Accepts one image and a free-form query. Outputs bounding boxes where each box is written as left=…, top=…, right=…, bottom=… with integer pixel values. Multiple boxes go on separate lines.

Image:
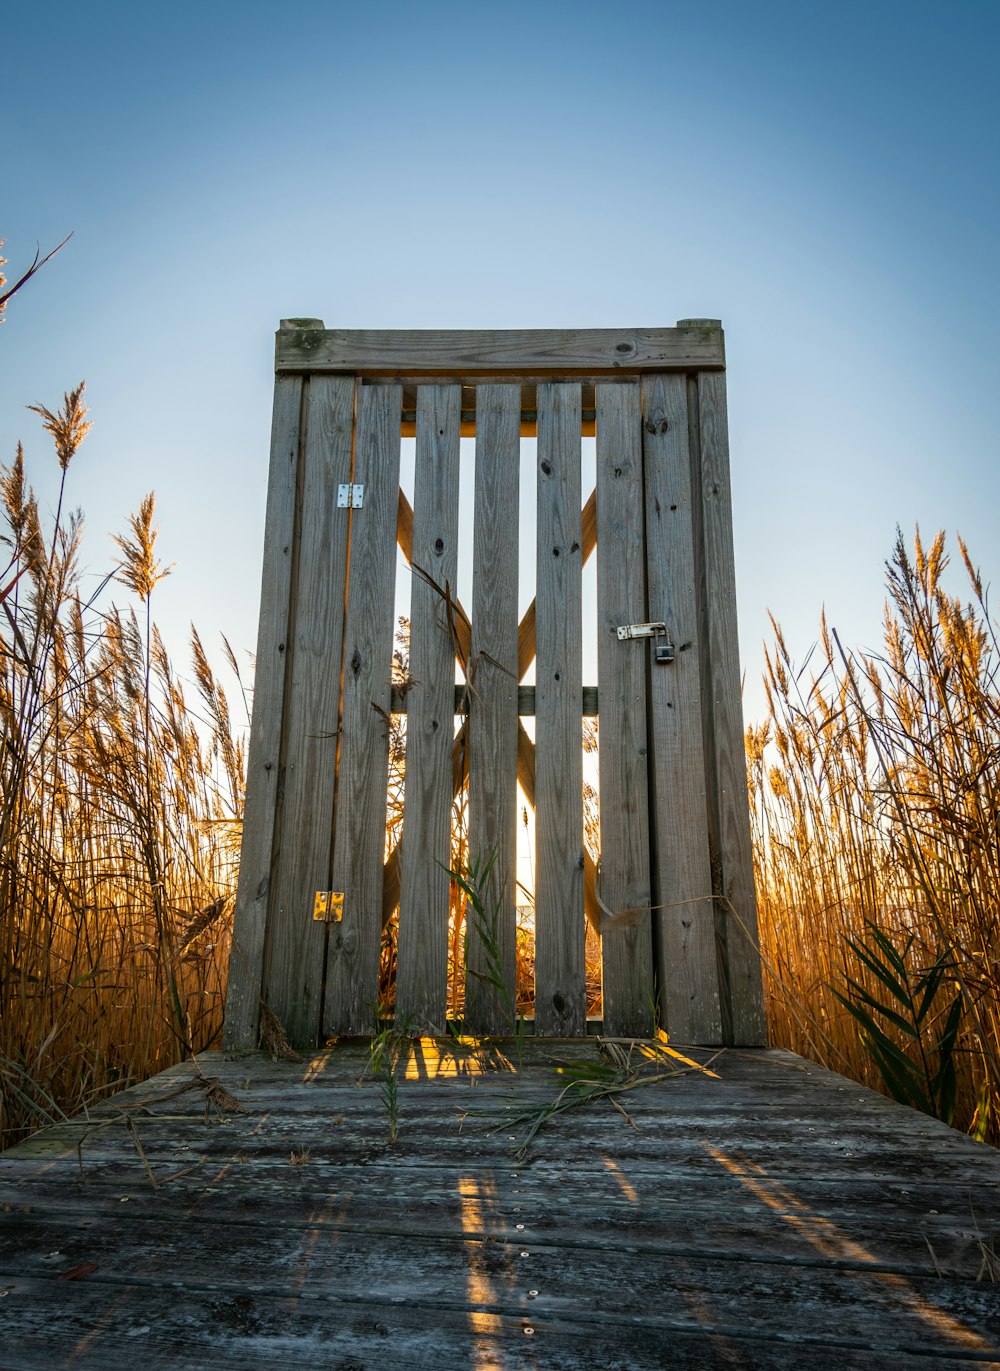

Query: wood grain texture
left=466, top=384, right=520, bottom=1034
left=534, top=383, right=585, bottom=1034
left=395, top=386, right=462, bottom=1030
left=5, top=1044, right=1000, bottom=1371
left=323, top=385, right=403, bottom=1037
left=258, top=376, right=355, bottom=1046
left=518, top=486, right=596, bottom=680
left=224, top=376, right=303, bottom=1049
left=696, top=372, right=768, bottom=1045
left=641, top=375, right=722, bottom=1044
left=595, top=382, right=655, bottom=1035
left=276, top=325, right=725, bottom=375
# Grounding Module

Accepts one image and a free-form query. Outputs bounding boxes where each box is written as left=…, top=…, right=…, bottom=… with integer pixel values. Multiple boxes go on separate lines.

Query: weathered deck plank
left=2, top=1047, right=999, bottom=1369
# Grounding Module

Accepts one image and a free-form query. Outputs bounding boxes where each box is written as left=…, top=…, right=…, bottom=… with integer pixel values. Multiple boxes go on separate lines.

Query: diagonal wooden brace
left=384, top=487, right=600, bottom=931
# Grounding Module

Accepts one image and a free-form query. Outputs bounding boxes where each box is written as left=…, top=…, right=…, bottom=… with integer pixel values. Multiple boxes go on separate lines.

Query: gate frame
left=224, top=321, right=767, bottom=1049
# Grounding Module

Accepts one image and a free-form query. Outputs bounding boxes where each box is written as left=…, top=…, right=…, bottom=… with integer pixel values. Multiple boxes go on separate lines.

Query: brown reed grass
left=0, top=388, right=241, bottom=1148
left=752, top=528, right=999, bottom=1143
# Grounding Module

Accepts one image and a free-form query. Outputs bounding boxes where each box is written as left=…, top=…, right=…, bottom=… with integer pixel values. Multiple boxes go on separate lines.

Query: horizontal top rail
left=275, top=321, right=725, bottom=375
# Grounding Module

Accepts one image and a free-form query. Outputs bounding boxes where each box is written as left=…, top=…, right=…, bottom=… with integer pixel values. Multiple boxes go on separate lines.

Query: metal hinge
left=313, top=890, right=344, bottom=922
left=337, top=484, right=364, bottom=509
left=616, top=621, right=675, bottom=663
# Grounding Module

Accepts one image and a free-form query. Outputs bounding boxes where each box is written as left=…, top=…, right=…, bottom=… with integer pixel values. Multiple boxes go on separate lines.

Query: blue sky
left=2, top=0, right=997, bottom=726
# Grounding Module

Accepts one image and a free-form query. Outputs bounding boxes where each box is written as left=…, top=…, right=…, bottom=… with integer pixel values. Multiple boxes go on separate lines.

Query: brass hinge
left=313, top=890, right=344, bottom=922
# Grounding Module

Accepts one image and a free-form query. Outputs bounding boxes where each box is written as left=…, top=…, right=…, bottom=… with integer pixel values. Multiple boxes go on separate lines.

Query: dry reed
left=752, top=529, right=998, bottom=1143
left=0, top=387, right=241, bottom=1148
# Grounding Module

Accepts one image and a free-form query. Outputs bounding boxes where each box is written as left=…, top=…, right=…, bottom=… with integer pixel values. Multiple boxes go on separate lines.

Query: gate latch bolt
left=616, top=621, right=675, bottom=664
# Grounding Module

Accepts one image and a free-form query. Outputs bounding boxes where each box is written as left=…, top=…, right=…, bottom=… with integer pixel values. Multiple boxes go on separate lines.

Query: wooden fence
left=224, top=323, right=766, bottom=1048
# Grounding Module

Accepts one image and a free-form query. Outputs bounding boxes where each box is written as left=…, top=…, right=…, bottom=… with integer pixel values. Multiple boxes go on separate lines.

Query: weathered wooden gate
left=224, top=322, right=766, bottom=1049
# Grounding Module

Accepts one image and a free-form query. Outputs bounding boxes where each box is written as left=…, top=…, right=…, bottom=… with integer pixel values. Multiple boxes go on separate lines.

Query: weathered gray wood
left=224, top=376, right=303, bottom=1050
left=6, top=1276, right=996, bottom=1371
left=534, top=383, right=585, bottom=1035
left=642, top=375, right=723, bottom=1044
left=595, top=382, right=654, bottom=1035
left=696, top=371, right=768, bottom=1045
left=323, top=385, right=403, bottom=1037
left=466, top=384, right=520, bottom=1034
left=396, top=386, right=462, bottom=1031
left=4, top=1046, right=1000, bottom=1371
left=258, top=377, right=355, bottom=1046
left=276, top=324, right=725, bottom=375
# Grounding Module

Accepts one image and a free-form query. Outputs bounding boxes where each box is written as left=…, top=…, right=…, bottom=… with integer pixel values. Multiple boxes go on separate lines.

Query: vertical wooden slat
left=595, top=382, right=654, bottom=1036
left=466, top=383, right=520, bottom=1035
left=224, top=375, right=303, bottom=1049
left=534, top=382, right=585, bottom=1035
left=324, top=384, right=403, bottom=1037
left=642, top=374, right=722, bottom=1044
left=395, top=385, right=462, bottom=1030
left=696, top=371, right=768, bottom=1045
left=260, top=375, right=356, bottom=1045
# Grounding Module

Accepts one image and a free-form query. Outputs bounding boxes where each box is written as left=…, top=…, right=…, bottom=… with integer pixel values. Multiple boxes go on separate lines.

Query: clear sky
left=2, top=0, right=997, bottom=727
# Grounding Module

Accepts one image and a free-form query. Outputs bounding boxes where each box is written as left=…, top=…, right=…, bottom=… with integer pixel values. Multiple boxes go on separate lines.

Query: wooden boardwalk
left=1, top=1041, right=998, bottom=1369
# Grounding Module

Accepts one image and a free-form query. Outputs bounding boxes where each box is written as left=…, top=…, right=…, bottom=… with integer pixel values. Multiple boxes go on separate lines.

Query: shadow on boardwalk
left=1, top=1042, right=998, bottom=1369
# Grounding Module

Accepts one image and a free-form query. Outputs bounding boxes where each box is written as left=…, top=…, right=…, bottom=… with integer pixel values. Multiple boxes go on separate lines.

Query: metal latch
left=314, top=890, right=344, bottom=922
left=337, top=484, right=364, bottom=509
left=616, top=621, right=675, bottom=663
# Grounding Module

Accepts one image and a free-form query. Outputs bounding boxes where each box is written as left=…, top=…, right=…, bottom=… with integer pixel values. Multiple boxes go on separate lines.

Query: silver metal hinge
left=314, top=890, right=344, bottom=922
left=616, top=621, right=675, bottom=663
left=337, top=484, right=365, bottom=509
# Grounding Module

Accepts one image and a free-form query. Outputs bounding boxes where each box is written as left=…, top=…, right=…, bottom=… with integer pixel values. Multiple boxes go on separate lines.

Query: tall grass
left=752, top=529, right=999, bottom=1143
left=0, top=386, right=241, bottom=1148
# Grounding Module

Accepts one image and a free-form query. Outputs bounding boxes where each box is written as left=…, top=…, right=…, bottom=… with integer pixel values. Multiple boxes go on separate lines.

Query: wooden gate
left=224, top=323, right=766, bottom=1048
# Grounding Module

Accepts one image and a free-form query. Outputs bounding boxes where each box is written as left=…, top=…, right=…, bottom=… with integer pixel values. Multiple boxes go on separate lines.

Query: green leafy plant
left=365, top=1013, right=416, bottom=1144
left=447, top=850, right=525, bottom=1064
left=505, top=1034, right=720, bottom=1160
left=832, top=920, right=963, bottom=1125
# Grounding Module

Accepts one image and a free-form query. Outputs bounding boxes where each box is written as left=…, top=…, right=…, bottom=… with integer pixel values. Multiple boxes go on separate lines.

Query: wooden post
left=223, top=370, right=303, bottom=1050
left=642, top=373, right=722, bottom=1044
left=687, top=356, right=767, bottom=1045
left=262, top=374, right=356, bottom=1045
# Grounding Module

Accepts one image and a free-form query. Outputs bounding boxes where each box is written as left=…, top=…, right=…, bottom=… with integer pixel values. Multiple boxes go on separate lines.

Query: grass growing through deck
left=752, top=530, right=999, bottom=1143
left=0, top=387, right=241, bottom=1148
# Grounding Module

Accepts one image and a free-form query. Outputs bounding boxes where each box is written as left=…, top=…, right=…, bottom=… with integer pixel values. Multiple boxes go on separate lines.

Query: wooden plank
left=534, top=383, right=585, bottom=1035
left=8, top=1208, right=1000, bottom=1348
left=277, top=324, right=726, bottom=375
left=323, top=385, right=403, bottom=1036
left=224, top=375, right=303, bottom=1049
left=5, top=1276, right=995, bottom=1371
left=696, top=371, right=768, bottom=1045
left=395, top=386, right=462, bottom=1030
left=595, top=382, right=655, bottom=1035
left=465, top=384, right=520, bottom=1034
left=257, top=376, right=355, bottom=1046
left=517, top=486, right=596, bottom=679
left=642, top=374, right=723, bottom=1044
